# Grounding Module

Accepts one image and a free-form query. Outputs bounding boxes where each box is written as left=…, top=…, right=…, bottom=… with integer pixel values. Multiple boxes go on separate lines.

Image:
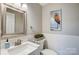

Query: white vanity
left=1, top=41, right=40, bottom=55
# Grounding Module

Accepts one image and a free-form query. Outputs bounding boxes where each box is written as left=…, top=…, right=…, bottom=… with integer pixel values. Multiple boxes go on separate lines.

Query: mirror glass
left=6, top=12, right=15, bottom=34
left=2, top=7, right=25, bottom=36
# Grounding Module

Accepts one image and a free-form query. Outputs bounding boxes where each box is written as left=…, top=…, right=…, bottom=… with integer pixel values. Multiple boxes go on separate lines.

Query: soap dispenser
left=5, top=38, right=10, bottom=49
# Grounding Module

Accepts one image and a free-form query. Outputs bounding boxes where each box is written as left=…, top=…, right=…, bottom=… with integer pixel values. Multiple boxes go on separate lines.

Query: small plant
left=34, top=34, right=45, bottom=41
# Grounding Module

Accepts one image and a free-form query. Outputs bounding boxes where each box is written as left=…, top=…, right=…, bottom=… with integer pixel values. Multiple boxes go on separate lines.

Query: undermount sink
left=7, top=41, right=40, bottom=55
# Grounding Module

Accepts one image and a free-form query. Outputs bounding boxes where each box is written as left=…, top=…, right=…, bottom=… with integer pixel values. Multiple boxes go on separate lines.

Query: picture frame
left=50, top=9, right=62, bottom=31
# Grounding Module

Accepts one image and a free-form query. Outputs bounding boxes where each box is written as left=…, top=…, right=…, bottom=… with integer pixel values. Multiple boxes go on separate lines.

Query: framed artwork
left=50, top=9, right=62, bottom=31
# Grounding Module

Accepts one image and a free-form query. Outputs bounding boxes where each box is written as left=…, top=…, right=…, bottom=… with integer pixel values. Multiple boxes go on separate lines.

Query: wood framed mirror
left=1, top=4, right=27, bottom=38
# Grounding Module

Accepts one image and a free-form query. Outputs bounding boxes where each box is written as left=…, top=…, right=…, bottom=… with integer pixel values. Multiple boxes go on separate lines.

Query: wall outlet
left=30, top=26, right=33, bottom=30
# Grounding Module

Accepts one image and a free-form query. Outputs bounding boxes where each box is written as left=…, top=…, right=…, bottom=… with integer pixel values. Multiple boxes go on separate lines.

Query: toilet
left=37, top=39, right=57, bottom=55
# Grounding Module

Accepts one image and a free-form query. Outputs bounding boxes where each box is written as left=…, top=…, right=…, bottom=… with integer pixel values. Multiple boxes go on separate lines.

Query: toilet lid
left=41, top=49, right=57, bottom=55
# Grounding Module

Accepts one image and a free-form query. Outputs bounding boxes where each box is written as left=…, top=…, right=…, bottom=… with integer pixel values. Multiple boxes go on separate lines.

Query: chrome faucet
left=15, top=39, right=22, bottom=46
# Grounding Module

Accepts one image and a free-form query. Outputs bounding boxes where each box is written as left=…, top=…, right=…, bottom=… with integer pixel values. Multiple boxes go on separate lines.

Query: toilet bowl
left=40, top=49, right=57, bottom=55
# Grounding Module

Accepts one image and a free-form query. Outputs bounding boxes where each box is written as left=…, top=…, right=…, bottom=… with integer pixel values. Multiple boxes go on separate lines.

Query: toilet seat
left=41, top=49, right=57, bottom=55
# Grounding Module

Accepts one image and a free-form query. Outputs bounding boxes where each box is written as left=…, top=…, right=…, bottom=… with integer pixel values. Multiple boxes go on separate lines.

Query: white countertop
left=1, top=41, right=40, bottom=55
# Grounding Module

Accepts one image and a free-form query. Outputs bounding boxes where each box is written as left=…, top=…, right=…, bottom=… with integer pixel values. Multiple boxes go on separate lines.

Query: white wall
left=27, top=3, right=42, bottom=34
left=42, top=3, right=79, bottom=36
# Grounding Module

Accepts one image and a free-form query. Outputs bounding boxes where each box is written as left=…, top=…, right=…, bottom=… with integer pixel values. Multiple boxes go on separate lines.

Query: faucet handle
left=17, top=39, right=21, bottom=42
left=15, top=39, right=22, bottom=46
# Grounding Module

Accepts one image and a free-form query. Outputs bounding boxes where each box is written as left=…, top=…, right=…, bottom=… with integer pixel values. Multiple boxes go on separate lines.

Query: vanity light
left=14, top=3, right=21, bottom=7
left=21, top=3, right=28, bottom=10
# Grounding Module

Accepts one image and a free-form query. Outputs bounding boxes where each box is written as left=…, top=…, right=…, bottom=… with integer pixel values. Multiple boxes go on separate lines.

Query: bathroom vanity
left=1, top=41, right=40, bottom=55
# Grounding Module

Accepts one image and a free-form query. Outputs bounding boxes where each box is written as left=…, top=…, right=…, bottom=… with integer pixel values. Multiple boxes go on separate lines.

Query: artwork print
left=50, top=9, right=62, bottom=31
